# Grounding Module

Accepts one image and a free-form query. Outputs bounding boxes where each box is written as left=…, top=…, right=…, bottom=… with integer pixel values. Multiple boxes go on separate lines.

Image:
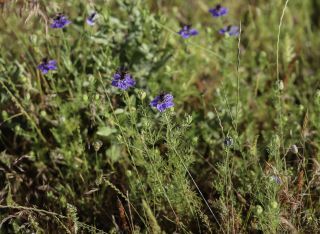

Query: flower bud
left=271, top=201, right=278, bottom=209
left=255, top=205, right=263, bottom=215
left=138, top=90, right=146, bottom=100
left=93, top=140, right=103, bottom=152
left=291, top=144, right=298, bottom=154
left=278, top=80, right=284, bottom=91
left=224, top=136, right=233, bottom=147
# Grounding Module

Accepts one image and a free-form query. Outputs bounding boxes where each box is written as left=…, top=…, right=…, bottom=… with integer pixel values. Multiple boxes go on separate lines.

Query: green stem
left=0, top=80, right=47, bottom=143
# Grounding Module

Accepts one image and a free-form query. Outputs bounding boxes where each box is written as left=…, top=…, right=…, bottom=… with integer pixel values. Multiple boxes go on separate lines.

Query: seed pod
left=291, top=144, right=298, bottom=154
left=93, top=140, right=103, bottom=152
left=224, top=136, right=233, bottom=147
left=255, top=205, right=263, bottom=215
left=138, top=90, right=146, bottom=100
left=271, top=201, right=278, bottom=209
left=278, top=80, right=284, bottom=91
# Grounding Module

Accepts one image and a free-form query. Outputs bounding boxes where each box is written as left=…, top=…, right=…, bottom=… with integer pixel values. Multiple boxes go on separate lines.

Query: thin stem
left=0, top=205, right=107, bottom=234
left=152, top=18, right=232, bottom=64
left=235, top=21, right=242, bottom=132
left=97, top=72, right=150, bottom=231
left=276, top=0, right=290, bottom=157
left=164, top=113, right=223, bottom=232
left=0, top=80, right=47, bottom=143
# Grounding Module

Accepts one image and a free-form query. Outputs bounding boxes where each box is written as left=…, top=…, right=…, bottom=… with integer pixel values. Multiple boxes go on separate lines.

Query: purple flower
left=50, top=14, right=71, bottom=29
left=111, top=70, right=136, bottom=90
left=37, top=58, right=57, bottom=74
left=178, top=25, right=198, bottom=39
left=86, top=12, right=98, bottom=26
left=150, top=93, right=174, bottom=112
left=219, top=25, right=239, bottom=36
left=209, top=4, right=228, bottom=17
left=270, top=175, right=282, bottom=185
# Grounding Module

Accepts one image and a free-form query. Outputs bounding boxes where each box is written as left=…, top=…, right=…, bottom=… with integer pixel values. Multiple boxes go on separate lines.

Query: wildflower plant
left=0, top=0, right=320, bottom=233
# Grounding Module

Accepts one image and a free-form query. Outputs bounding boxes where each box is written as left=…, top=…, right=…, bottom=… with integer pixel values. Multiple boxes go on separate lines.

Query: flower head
left=50, top=14, right=71, bottom=29
left=150, top=93, right=174, bottom=112
left=224, top=136, right=233, bottom=147
left=209, top=4, right=228, bottom=17
left=86, top=12, right=98, bottom=26
left=37, top=58, right=57, bottom=74
left=270, top=175, right=282, bottom=185
left=111, top=69, right=136, bottom=90
left=219, top=25, right=239, bottom=36
left=178, top=25, right=198, bottom=39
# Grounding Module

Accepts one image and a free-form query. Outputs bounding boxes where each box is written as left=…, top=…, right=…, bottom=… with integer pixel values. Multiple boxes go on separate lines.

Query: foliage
left=1, top=0, right=320, bottom=233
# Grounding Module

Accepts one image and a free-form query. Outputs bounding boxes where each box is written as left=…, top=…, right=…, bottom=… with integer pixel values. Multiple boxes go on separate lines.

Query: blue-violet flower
left=150, top=93, right=174, bottom=112
left=209, top=4, right=228, bottom=17
left=50, top=14, right=71, bottom=29
left=86, top=12, right=98, bottom=26
left=111, top=70, right=136, bottom=90
left=178, top=25, right=198, bottom=39
left=219, top=25, right=239, bottom=36
left=37, top=58, right=57, bottom=74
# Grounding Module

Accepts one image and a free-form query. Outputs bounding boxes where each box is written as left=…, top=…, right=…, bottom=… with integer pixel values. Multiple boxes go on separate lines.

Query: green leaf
left=96, top=126, right=117, bottom=137
left=106, top=145, right=122, bottom=162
